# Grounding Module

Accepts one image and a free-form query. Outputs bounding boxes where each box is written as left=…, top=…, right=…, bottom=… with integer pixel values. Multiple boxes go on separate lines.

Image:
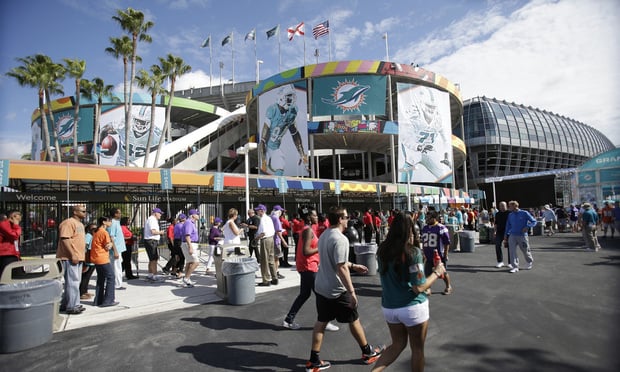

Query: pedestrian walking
left=504, top=200, right=537, bottom=273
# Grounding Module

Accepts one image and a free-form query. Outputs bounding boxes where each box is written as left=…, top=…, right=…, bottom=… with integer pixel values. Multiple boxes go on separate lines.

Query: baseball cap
left=214, top=217, right=223, bottom=223
left=152, top=208, right=163, bottom=214
left=178, top=213, right=187, bottom=220
left=273, top=205, right=284, bottom=211
left=189, top=209, right=200, bottom=216
left=254, top=204, right=267, bottom=211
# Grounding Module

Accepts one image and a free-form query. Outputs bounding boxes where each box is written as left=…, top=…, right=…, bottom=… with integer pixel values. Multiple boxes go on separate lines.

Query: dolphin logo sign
left=322, top=79, right=370, bottom=113
left=56, top=114, right=76, bottom=140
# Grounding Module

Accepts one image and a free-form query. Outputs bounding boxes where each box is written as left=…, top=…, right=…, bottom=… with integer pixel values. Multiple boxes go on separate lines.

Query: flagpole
left=328, top=27, right=332, bottom=61
left=278, top=24, right=282, bottom=71
left=303, top=23, right=306, bottom=66
left=231, top=32, right=235, bottom=89
left=209, top=34, right=213, bottom=95
left=253, top=28, right=257, bottom=68
left=383, top=32, right=390, bottom=62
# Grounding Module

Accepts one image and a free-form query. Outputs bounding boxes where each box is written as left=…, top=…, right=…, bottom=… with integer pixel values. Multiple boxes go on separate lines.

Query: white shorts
left=181, top=242, right=199, bottom=263
left=382, top=301, right=429, bottom=327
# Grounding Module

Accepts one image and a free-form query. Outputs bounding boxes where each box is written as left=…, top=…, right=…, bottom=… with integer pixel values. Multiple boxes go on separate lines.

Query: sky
left=0, top=0, right=618, bottom=160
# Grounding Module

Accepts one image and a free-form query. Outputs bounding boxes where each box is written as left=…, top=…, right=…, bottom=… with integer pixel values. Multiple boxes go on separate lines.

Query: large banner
left=258, top=83, right=309, bottom=177
left=40, top=106, right=94, bottom=147
left=397, top=83, right=453, bottom=184
left=98, top=105, right=165, bottom=166
left=312, top=75, right=386, bottom=116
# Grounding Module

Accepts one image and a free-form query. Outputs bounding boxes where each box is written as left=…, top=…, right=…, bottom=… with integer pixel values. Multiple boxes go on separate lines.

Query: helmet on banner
left=278, top=84, right=296, bottom=110
left=132, top=105, right=151, bottom=138
left=415, top=87, right=437, bottom=124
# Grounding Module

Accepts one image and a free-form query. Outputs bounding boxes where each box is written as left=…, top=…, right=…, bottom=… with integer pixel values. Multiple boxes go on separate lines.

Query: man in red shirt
left=363, top=207, right=374, bottom=243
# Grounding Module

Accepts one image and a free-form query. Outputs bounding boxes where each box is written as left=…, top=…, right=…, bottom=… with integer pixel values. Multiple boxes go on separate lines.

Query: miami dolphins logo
left=322, top=79, right=370, bottom=113
left=56, top=113, right=77, bottom=141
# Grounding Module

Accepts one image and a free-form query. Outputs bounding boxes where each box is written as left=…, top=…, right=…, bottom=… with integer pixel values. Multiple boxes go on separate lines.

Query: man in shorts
left=181, top=209, right=201, bottom=287
left=306, top=206, right=385, bottom=371
left=143, top=208, right=165, bottom=282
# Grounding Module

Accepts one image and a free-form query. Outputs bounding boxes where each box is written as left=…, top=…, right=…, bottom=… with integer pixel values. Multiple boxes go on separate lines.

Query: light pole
left=399, top=166, right=414, bottom=211
left=236, top=142, right=258, bottom=214
left=255, top=59, right=263, bottom=84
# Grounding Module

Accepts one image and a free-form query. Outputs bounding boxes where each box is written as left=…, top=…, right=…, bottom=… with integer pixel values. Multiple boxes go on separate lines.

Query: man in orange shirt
left=56, top=204, right=87, bottom=314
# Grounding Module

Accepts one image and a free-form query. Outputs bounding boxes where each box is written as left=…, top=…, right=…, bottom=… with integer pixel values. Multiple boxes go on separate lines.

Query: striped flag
left=200, top=36, right=210, bottom=48
left=245, top=29, right=256, bottom=41
left=287, top=22, right=304, bottom=41
left=221, top=34, right=232, bottom=46
left=312, top=20, right=329, bottom=39
left=266, top=25, right=279, bottom=39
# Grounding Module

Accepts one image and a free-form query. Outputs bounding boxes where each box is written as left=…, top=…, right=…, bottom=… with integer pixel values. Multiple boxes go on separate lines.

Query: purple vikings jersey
left=421, top=223, right=451, bottom=262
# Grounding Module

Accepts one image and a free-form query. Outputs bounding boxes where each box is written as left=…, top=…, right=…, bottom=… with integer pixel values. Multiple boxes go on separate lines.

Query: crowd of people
left=0, top=198, right=618, bottom=370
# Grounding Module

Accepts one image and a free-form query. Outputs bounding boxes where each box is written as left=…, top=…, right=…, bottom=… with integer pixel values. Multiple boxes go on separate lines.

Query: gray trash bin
left=222, top=257, right=259, bottom=305
left=354, top=243, right=378, bottom=275
left=0, top=279, right=62, bottom=353
left=533, top=221, right=544, bottom=236
left=458, top=231, right=475, bottom=252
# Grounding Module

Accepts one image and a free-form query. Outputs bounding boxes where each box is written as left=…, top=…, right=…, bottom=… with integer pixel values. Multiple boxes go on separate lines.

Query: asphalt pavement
left=1, top=232, right=619, bottom=371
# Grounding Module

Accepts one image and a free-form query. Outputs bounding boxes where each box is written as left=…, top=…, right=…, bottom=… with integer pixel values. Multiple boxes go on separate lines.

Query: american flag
left=312, top=20, right=329, bottom=39
left=287, top=22, right=304, bottom=41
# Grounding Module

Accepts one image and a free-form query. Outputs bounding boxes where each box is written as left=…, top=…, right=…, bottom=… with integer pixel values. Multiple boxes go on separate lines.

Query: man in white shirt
left=143, top=208, right=165, bottom=281
left=254, top=204, right=277, bottom=286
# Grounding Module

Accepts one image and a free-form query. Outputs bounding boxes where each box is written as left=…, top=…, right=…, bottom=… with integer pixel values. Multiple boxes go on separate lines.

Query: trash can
left=533, top=221, right=544, bottom=236
left=0, top=279, right=62, bottom=353
left=479, top=225, right=491, bottom=244
left=214, top=244, right=250, bottom=300
left=458, top=231, right=475, bottom=252
left=354, top=243, right=378, bottom=275
left=221, top=257, right=259, bottom=305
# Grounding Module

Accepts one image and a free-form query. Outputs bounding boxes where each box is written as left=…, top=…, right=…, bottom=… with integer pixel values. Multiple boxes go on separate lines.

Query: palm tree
left=105, top=36, right=133, bottom=119
left=135, top=66, right=165, bottom=167
left=112, top=8, right=153, bottom=166
left=44, top=61, right=66, bottom=162
left=153, top=54, right=191, bottom=167
left=81, top=77, right=116, bottom=164
left=6, top=54, right=64, bottom=162
left=63, top=58, right=86, bottom=163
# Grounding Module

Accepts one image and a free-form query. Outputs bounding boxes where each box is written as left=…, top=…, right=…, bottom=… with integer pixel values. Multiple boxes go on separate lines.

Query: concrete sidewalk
left=2, top=232, right=619, bottom=371
left=58, top=247, right=301, bottom=331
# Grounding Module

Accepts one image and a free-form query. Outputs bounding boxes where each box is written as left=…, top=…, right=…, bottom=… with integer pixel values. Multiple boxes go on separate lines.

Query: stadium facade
left=459, top=96, right=615, bottom=207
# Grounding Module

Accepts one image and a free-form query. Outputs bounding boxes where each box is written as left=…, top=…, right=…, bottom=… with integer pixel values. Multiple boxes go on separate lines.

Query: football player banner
left=397, top=83, right=453, bottom=184
left=257, top=83, right=309, bottom=177
left=97, top=105, right=165, bottom=166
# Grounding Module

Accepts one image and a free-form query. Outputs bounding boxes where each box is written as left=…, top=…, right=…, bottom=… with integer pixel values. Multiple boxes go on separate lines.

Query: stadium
left=10, top=59, right=616, bottom=214
left=460, top=96, right=615, bottom=206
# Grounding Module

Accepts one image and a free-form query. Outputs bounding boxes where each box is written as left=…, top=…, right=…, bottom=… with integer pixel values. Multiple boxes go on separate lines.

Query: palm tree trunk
left=39, top=90, right=53, bottom=161
left=45, top=88, right=62, bottom=162
left=93, top=102, right=101, bottom=164
left=73, top=79, right=80, bottom=163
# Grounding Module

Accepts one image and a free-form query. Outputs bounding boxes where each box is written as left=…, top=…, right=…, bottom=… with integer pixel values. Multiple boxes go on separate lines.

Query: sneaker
left=305, top=360, right=331, bottom=371
left=362, top=344, right=385, bottom=365
left=509, top=267, right=519, bottom=273
left=526, top=263, right=533, bottom=270
left=325, top=322, right=339, bottom=332
left=507, top=264, right=514, bottom=269
left=495, top=262, right=505, bottom=268
left=282, top=319, right=301, bottom=330
left=182, top=278, right=195, bottom=287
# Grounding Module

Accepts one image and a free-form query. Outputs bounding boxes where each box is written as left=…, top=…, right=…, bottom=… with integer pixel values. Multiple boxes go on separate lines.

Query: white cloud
left=421, top=0, right=620, bottom=145
left=176, top=70, right=215, bottom=90
left=0, top=138, right=30, bottom=160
